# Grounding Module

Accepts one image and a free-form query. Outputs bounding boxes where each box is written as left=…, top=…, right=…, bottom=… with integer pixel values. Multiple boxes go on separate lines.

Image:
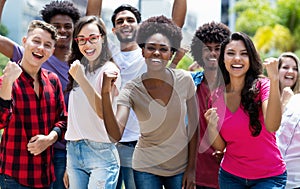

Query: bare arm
left=0, top=0, right=6, bottom=22
left=205, top=108, right=226, bottom=152
left=263, top=58, right=282, bottom=132
left=102, top=71, right=129, bottom=142
left=171, top=0, right=186, bottom=28
left=86, top=0, right=102, bottom=17
left=182, top=94, right=199, bottom=188
left=0, top=33, right=16, bottom=59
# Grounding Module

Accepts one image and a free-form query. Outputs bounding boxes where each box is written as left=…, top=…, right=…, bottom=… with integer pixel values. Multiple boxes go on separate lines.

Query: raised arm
left=0, top=35, right=17, bottom=59
left=0, top=0, right=16, bottom=59
left=101, top=71, right=129, bottom=142
left=86, top=0, right=102, bottom=17
left=263, top=58, right=282, bottom=132
left=171, top=0, right=186, bottom=28
left=0, top=0, right=6, bottom=22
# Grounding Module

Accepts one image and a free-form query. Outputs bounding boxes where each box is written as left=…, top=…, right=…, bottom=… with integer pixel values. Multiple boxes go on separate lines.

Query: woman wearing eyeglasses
left=64, top=16, right=121, bottom=189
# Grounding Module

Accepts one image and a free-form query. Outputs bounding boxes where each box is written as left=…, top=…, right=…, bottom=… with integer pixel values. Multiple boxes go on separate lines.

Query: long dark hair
left=66, top=16, right=113, bottom=92
left=219, top=32, right=264, bottom=136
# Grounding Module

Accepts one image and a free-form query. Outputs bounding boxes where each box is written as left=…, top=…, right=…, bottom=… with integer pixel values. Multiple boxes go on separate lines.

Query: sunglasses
left=74, top=34, right=101, bottom=45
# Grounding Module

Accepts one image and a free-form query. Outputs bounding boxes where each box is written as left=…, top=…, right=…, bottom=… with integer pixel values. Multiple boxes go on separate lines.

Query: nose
left=288, top=67, right=295, bottom=73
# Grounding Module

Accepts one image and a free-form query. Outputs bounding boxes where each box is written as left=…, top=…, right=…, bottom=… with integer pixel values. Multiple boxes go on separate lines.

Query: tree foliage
left=0, top=23, right=8, bottom=36
left=233, top=0, right=300, bottom=56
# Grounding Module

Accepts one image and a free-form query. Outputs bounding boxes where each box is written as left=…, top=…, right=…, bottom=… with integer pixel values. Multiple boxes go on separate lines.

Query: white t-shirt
left=65, top=62, right=121, bottom=143
left=112, top=46, right=147, bottom=142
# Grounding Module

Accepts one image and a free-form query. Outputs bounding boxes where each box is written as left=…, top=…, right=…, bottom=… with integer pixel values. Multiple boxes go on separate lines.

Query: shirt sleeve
left=11, top=44, right=24, bottom=62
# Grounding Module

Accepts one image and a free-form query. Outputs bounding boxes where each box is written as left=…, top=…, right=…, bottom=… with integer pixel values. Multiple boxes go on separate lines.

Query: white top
left=112, top=46, right=147, bottom=142
left=65, top=62, right=121, bottom=143
left=277, top=94, right=300, bottom=189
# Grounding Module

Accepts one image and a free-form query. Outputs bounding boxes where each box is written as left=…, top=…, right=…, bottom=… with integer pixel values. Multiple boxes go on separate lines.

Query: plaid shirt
left=0, top=68, right=67, bottom=188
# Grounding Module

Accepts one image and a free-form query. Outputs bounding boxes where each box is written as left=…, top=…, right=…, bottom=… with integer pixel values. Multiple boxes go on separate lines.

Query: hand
left=102, top=71, right=118, bottom=94
left=27, top=134, right=54, bottom=156
left=63, top=170, right=69, bottom=188
left=69, top=60, right=85, bottom=83
left=281, top=87, right=294, bottom=102
left=263, top=57, right=279, bottom=81
left=204, top=107, right=219, bottom=129
left=182, top=166, right=195, bottom=189
left=212, top=150, right=224, bottom=164
left=2, top=61, right=22, bottom=85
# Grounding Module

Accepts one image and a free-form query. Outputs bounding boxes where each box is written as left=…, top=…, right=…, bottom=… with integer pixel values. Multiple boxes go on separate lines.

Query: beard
left=115, top=29, right=137, bottom=43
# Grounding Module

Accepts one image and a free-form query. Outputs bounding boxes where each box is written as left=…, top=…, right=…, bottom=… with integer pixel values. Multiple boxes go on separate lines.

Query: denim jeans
left=219, top=168, right=287, bottom=189
left=52, top=148, right=67, bottom=189
left=116, top=141, right=136, bottom=189
left=133, top=170, right=183, bottom=189
left=66, top=140, right=120, bottom=189
left=0, top=174, right=53, bottom=189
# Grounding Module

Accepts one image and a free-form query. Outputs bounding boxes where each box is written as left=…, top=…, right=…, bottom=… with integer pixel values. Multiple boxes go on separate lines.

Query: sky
left=102, top=0, right=221, bottom=26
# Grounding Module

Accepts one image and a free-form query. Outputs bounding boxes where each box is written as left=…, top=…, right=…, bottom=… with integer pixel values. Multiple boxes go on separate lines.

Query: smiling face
left=142, top=33, right=173, bottom=72
left=49, top=14, right=74, bottom=48
left=224, top=40, right=250, bottom=79
left=112, top=10, right=138, bottom=44
left=22, top=28, right=55, bottom=69
left=76, top=23, right=103, bottom=62
left=279, top=56, right=298, bottom=90
left=202, top=42, right=221, bottom=71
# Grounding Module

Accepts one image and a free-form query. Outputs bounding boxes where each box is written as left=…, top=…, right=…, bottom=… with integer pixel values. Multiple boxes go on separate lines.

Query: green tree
left=233, top=0, right=279, bottom=36
left=0, top=53, right=8, bottom=76
left=0, top=23, right=8, bottom=36
left=233, top=0, right=300, bottom=56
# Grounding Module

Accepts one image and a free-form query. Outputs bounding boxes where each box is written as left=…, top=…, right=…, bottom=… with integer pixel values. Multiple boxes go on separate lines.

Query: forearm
left=172, top=0, right=186, bottom=28
left=208, top=126, right=226, bottom=152
left=0, top=0, right=6, bottom=22
left=101, top=91, right=122, bottom=142
left=265, top=79, right=281, bottom=132
left=86, top=0, right=102, bottom=17
left=0, top=79, right=13, bottom=100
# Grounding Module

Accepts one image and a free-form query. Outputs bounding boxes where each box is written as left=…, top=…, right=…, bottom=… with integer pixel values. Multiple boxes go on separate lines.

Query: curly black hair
left=136, top=15, right=182, bottom=53
left=111, top=4, right=141, bottom=27
left=219, top=32, right=264, bottom=136
left=190, top=21, right=230, bottom=67
left=40, top=1, right=81, bottom=24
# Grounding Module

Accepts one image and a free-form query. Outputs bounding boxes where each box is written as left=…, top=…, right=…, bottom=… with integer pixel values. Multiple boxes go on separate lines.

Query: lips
left=32, top=52, right=44, bottom=59
left=85, top=49, right=96, bottom=56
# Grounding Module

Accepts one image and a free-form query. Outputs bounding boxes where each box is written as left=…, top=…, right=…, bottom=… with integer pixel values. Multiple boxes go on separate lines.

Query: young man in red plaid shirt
left=0, top=20, right=67, bottom=189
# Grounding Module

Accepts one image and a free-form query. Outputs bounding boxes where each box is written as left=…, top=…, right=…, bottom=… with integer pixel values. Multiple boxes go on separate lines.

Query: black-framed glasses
left=74, top=34, right=101, bottom=45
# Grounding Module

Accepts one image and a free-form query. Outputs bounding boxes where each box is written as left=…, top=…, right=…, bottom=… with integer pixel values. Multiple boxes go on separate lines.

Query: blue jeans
left=116, top=141, right=136, bottom=189
left=133, top=170, right=183, bottom=189
left=66, top=140, right=120, bottom=189
left=52, top=148, right=66, bottom=189
left=0, top=174, right=53, bottom=189
left=219, top=168, right=287, bottom=189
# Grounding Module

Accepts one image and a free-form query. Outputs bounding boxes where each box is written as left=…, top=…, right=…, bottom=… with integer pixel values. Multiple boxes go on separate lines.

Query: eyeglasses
left=74, top=34, right=101, bottom=45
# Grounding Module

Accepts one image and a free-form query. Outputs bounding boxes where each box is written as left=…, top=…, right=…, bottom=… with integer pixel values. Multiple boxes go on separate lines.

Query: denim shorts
left=219, top=167, right=287, bottom=189
left=66, top=140, right=120, bottom=189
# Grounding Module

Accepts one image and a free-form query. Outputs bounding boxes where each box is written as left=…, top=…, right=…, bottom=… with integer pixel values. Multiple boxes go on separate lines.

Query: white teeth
left=232, top=64, right=243, bottom=68
left=85, top=49, right=94, bottom=53
left=151, top=58, right=161, bottom=63
left=285, top=75, right=294, bottom=79
left=209, top=58, right=217, bottom=61
left=58, top=35, right=67, bottom=39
